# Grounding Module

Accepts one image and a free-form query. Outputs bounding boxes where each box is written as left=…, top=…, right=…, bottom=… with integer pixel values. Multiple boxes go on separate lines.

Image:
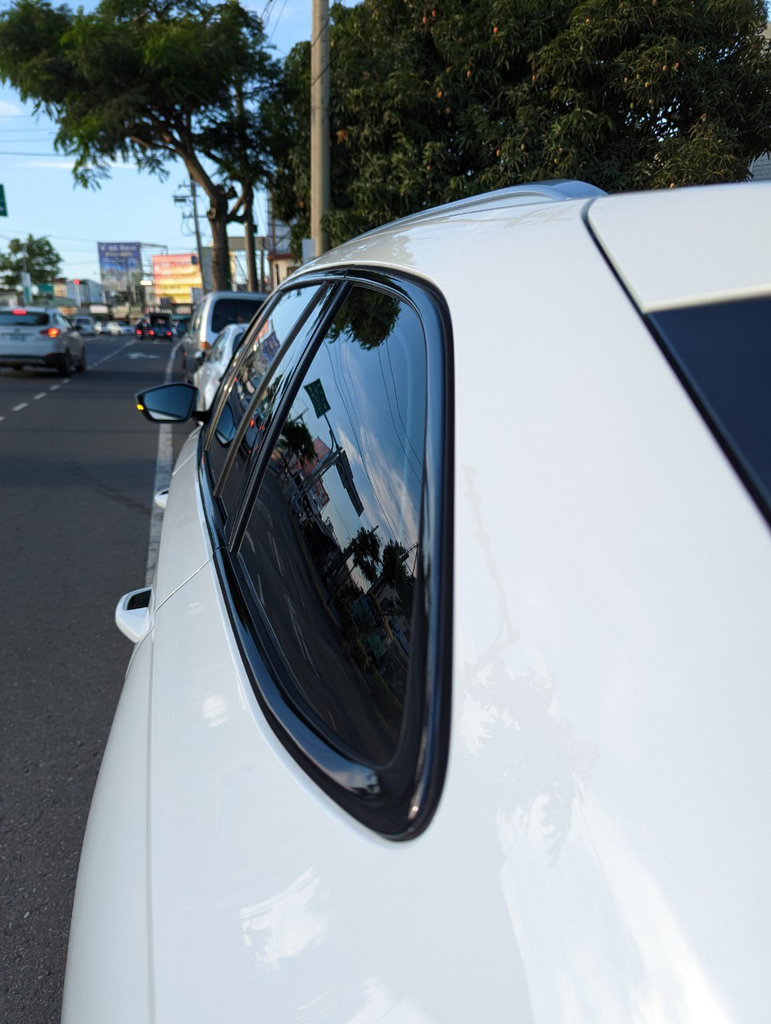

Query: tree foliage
left=0, top=234, right=61, bottom=290
left=0, top=0, right=279, bottom=289
left=269, top=0, right=771, bottom=250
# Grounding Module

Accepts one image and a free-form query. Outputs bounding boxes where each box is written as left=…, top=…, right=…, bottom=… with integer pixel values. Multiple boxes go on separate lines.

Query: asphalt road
left=0, top=336, right=188, bottom=1023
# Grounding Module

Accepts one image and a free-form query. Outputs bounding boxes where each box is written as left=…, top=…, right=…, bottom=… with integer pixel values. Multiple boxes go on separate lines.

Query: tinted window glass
left=0, top=311, right=48, bottom=326
left=211, top=297, right=265, bottom=333
left=238, top=287, right=427, bottom=765
left=209, top=328, right=230, bottom=361
left=650, top=296, right=771, bottom=514
left=206, top=285, right=324, bottom=519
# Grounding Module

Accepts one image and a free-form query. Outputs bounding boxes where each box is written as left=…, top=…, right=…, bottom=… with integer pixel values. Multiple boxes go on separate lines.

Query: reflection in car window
left=206, top=285, right=324, bottom=519
left=238, top=287, right=427, bottom=765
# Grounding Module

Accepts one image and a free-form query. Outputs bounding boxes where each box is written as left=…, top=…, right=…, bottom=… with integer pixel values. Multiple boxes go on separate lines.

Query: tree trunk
left=207, top=187, right=232, bottom=292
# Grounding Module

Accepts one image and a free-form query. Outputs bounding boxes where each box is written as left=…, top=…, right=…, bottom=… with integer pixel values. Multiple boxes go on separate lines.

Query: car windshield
left=649, top=295, right=771, bottom=516
left=0, top=311, right=49, bottom=326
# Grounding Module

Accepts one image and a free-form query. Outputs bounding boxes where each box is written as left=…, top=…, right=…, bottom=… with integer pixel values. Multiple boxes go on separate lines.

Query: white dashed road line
left=1, top=339, right=138, bottom=425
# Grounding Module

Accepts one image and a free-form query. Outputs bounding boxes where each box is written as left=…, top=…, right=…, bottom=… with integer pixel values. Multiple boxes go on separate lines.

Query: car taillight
left=201, top=341, right=211, bottom=351
left=149, top=329, right=155, bottom=336
left=41, top=327, right=60, bottom=338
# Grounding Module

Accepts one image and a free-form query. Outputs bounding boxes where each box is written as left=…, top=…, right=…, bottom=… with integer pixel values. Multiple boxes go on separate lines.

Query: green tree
left=374, top=539, right=414, bottom=616
left=0, top=0, right=279, bottom=290
left=0, top=234, right=61, bottom=291
left=280, top=416, right=317, bottom=464
left=269, top=0, right=771, bottom=249
left=348, top=525, right=381, bottom=586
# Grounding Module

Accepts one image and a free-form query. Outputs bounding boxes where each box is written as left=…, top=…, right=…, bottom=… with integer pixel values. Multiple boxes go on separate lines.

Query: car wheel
left=58, top=350, right=73, bottom=377
left=77, top=346, right=87, bottom=372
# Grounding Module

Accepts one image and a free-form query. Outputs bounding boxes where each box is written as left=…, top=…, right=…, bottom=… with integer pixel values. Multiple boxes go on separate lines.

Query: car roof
left=296, top=179, right=771, bottom=315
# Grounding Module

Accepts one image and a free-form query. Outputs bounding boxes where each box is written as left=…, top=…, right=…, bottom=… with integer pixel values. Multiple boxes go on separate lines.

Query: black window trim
left=198, top=268, right=454, bottom=839
left=202, top=279, right=339, bottom=549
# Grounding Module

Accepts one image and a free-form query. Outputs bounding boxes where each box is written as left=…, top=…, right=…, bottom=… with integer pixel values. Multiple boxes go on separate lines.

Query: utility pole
left=311, top=0, right=330, bottom=258
left=244, top=184, right=258, bottom=291
left=189, top=177, right=209, bottom=292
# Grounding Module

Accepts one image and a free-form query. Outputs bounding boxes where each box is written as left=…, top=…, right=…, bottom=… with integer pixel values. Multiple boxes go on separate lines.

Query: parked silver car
left=0, top=307, right=86, bottom=374
left=181, top=290, right=268, bottom=373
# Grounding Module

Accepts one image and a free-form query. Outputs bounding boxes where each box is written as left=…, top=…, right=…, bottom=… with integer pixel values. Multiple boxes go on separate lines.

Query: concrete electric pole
left=311, top=0, right=331, bottom=258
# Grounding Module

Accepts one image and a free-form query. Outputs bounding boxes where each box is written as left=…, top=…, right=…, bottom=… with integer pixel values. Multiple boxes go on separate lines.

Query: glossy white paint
left=64, top=183, right=771, bottom=1023
left=61, top=634, right=153, bottom=1023
left=151, top=428, right=211, bottom=608
left=588, top=181, right=771, bottom=312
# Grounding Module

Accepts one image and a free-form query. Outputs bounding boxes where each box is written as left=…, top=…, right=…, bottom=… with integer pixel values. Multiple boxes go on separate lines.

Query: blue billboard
left=97, top=242, right=142, bottom=293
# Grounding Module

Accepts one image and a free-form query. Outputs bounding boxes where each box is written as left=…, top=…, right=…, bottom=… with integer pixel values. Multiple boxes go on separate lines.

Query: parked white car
left=191, top=322, right=247, bottom=410
left=63, top=181, right=771, bottom=1024
left=181, top=289, right=268, bottom=371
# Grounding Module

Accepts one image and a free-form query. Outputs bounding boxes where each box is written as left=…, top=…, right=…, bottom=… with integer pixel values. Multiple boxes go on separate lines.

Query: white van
left=181, top=290, right=268, bottom=373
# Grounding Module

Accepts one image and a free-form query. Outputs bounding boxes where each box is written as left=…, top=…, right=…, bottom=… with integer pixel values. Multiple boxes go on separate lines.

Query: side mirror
left=136, top=382, right=207, bottom=423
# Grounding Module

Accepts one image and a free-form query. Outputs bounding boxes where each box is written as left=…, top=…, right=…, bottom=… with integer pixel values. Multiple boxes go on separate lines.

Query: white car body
left=0, top=306, right=86, bottom=373
left=63, top=182, right=771, bottom=1023
left=182, top=289, right=268, bottom=367
left=105, top=320, right=132, bottom=335
left=192, top=322, right=246, bottom=410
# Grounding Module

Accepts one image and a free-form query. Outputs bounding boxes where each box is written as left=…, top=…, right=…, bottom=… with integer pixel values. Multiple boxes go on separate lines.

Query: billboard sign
left=98, top=242, right=141, bottom=293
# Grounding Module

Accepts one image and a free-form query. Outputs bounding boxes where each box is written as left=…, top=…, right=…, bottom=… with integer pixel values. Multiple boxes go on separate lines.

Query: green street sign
left=304, top=378, right=331, bottom=418
left=0, top=185, right=7, bottom=217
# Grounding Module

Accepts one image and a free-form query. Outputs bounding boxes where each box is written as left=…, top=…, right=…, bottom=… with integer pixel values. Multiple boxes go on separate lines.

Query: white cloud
left=21, top=158, right=137, bottom=172
left=23, top=159, right=75, bottom=171
left=0, top=100, right=24, bottom=118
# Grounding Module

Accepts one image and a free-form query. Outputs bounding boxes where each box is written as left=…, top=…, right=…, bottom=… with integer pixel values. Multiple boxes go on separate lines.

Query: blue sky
left=0, top=1, right=351, bottom=282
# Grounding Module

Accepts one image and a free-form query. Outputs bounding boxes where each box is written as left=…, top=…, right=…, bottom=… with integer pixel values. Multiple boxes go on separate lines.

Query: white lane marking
left=145, top=343, right=181, bottom=586
left=0, top=341, right=139, bottom=426
left=286, top=596, right=312, bottom=664
left=268, top=531, right=285, bottom=577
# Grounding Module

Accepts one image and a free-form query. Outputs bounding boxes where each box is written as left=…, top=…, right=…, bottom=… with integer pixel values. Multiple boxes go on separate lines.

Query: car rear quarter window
left=238, top=286, right=428, bottom=766
left=211, top=297, right=265, bottom=334
left=0, top=311, right=48, bottom=326
left=649, top=295, right=771, bottom=518
left=205, top=284, right=326, bottom=521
